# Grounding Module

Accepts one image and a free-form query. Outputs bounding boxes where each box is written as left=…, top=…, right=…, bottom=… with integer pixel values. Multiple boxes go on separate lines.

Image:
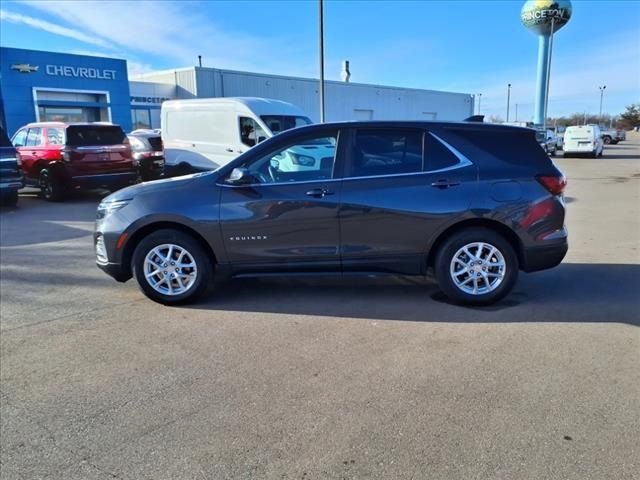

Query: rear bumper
left=521, top=237, right=568, bottom=273
left=71, top=172, right=137, bottom=188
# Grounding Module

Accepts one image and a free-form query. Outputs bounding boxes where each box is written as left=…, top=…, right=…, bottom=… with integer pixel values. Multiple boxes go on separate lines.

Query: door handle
left=32, top=151, right=38, bottom=156
left=431, top=179, right=460, bottom=189
left=225, top=147, right=234, bottom=152
left=305, top=188, right=334, bottom=198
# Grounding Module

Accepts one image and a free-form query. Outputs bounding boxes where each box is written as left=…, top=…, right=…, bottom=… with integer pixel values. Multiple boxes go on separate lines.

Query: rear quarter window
left=446, top=127, right=547, bottom=166
left=66, top=126, right=126, bottom=146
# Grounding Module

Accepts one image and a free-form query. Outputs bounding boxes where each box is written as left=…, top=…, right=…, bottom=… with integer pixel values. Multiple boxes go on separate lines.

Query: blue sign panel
left=0, top=47, right=132, bottom=135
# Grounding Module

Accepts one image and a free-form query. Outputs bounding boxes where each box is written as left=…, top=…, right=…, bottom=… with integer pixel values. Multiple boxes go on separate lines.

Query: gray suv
left=95, top=121, right=568, bottom=306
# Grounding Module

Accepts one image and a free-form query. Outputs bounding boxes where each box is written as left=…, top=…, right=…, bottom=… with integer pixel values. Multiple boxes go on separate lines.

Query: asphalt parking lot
left=1, top=137, right=639, bottom=479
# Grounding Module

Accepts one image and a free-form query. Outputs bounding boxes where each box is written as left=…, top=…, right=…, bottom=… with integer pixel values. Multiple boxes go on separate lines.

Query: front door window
left=239, top=133, right=338, bottom=184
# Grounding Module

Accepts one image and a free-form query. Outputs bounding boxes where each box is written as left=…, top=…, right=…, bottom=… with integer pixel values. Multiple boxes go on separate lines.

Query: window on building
left=38, top=106, right=107, bottom=123
left=131, top=109, right=151, bottom=130
left=25, top=128, right=42, bottom=147
left=349, top=128, right=423, bottom=178
left=239, top=117, right=268, bottom=147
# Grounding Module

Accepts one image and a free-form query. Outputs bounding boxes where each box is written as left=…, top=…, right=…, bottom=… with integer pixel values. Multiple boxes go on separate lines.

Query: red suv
left=12, top=122, right=137, bottom=201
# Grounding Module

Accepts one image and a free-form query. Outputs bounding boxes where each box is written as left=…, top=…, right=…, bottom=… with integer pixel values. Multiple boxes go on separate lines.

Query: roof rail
left=464, top=115, right=485, bottom=122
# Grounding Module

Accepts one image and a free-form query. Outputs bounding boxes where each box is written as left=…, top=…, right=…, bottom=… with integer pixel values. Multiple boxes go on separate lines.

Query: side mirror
left=226, top=167, right=254, bottom=185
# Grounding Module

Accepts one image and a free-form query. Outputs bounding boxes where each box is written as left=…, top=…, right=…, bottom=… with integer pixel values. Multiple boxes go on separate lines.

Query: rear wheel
left=132, top=229, right=212, bottom=305
left=435, top=228, right=518, bottom=306
left=39, top=169, right=66, bottom=201
left=603, top=136, right=611, bottom=144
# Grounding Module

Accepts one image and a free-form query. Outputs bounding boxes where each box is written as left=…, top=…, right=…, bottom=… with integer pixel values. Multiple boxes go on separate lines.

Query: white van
left=563, top=125, right=604, bottom=158
left=161, top=97, right=312, bottom=174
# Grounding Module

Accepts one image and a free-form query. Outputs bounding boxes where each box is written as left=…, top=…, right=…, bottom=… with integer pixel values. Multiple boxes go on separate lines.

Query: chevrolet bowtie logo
left=11, top=64, right=39, bottom=73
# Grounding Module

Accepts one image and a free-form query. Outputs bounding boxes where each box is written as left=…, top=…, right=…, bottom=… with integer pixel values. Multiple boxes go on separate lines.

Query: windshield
left=535, top=131, right=546, bottom=142
left=260, top=115, right=312, bottom=134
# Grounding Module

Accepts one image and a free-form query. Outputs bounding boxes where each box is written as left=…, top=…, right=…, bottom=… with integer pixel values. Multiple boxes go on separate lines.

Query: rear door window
left=348, top=128, right=423, bottom=178
left=25, top=128, right=42, bottom=147
left=66, top=126, right=126, bottom=146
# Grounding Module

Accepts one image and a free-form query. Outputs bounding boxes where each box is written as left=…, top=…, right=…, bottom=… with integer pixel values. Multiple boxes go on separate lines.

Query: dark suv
left=12, top=122, right=136, bottom=201
left=95, top=121, right=567, bottom=306
left=0, top=127, right=24, bottom=206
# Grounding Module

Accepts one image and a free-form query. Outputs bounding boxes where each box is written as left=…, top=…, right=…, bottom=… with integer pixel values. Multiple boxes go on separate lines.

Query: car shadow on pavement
left=184, top=263, right=640, bottom=326
left=0, top=190, right=105, bottom=247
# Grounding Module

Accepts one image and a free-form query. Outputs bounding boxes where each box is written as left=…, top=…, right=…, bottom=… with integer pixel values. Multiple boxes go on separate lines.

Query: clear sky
left=1, top=0, right=638, bottom=120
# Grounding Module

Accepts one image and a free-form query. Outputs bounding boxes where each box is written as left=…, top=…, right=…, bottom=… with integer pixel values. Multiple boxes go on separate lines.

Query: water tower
left=521, top=0, right=572, bottom=126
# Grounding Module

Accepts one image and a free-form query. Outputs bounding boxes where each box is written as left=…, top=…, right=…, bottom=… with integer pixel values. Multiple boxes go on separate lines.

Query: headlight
left=97, top=199, right=130, bottom=220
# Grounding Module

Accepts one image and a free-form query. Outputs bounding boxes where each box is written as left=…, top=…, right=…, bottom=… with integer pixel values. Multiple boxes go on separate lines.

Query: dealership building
left=0, top=47, right=474, bottom=136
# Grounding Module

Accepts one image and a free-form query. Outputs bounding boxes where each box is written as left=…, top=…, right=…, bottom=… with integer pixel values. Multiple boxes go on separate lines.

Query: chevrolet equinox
left=95, top=121, right=568, bottom=306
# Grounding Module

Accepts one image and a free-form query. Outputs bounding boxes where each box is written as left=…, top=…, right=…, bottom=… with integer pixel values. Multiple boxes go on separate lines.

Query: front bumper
left=96, top=260, right=130, bottom=282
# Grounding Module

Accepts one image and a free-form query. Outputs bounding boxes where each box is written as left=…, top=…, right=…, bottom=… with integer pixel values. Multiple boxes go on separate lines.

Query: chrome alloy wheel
left=449, top=242, right=506, bottom=295
left=143, top=244, right=198, bottom=296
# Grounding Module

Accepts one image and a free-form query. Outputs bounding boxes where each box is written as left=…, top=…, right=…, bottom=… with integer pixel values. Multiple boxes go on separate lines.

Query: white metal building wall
left=135, top=67, right=474, bottom=122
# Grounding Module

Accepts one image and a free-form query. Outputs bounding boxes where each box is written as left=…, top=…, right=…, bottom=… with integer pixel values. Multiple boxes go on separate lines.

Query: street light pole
left=599, top=85, right=606, bottom=120
left=477, top=93, right=482, bottom=115
left=506, top=84, right=511, bottom=122
left=318, top=0, right=325, bottom=123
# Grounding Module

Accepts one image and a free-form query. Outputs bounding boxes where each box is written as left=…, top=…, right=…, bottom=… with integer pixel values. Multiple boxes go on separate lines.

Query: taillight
left=15, top=152, right=21, bottom=166
left=536, top=175, right=566, bottom=196
left=61, top=148, right=71, bottom=162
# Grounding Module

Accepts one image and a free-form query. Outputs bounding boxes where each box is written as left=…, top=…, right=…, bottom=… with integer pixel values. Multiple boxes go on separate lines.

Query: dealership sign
left=45, top=65, right=117, bottom=80
left=521, top=0, right=572, bottom=35
left=130, top=96, right=171, bottom=104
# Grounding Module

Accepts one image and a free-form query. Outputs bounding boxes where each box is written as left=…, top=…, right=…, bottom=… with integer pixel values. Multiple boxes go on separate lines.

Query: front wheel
left=132, top=229, right=212, bottom=305
left=434, top=228, right=518, bottom=306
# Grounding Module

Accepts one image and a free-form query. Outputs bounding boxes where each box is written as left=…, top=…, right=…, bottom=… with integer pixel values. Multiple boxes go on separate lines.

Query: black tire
left=603, top=136, right=611, bottom=145
left=39, top=169, right=66, bottom=201
left=434, top=227, right=518, bottom=306
left=132, top=229, right=213, bottom=305
left=0, top=190, right=19, bottom=207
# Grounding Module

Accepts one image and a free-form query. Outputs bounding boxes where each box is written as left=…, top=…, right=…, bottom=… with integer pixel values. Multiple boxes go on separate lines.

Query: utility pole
left=599, top=85, right=606, bottom=120
left=506, top=84, right=511, bottom=122
left=477, top=93, right=482, bottom=114
left=318, top=0, right=325, bottom=123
